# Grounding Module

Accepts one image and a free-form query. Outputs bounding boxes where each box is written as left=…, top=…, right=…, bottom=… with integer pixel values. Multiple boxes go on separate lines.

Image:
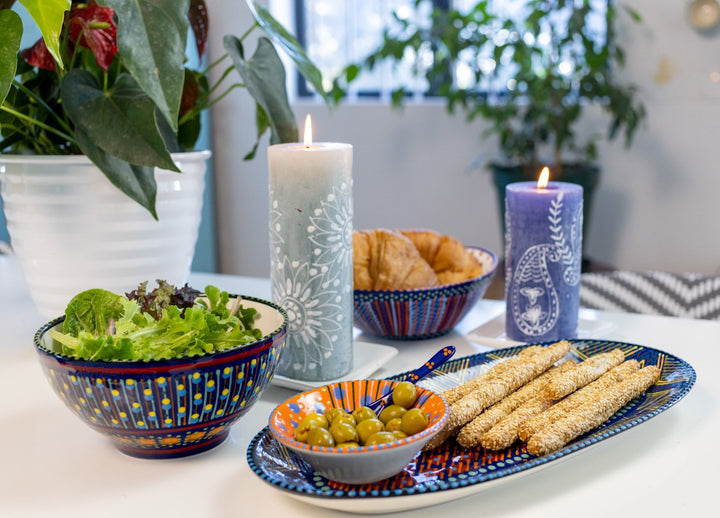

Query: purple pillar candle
left=505, top=173, right=583, bottom=342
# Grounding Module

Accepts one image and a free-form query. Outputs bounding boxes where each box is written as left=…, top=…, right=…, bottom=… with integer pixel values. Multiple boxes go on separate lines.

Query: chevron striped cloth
left=580, top=271, right=720, bottom=320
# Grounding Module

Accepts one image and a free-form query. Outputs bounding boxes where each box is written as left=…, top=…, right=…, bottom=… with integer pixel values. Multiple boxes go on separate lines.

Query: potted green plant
left=0, top=0, right=325, bottom=317
left=332, top=0, right=645, bottom=261
left=0, top=0, right=324, bottom=215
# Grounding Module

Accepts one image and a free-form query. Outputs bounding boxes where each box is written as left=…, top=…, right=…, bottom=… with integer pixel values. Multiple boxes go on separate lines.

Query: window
left=292, top=0, right=609, bottom=101
left=294, top=0, right=439, bottom=100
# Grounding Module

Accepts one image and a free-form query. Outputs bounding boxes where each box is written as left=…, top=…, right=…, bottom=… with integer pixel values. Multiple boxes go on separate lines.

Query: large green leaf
left=225, top=35, right=298, bottom=145
left=0, top=9, right=22, bottom=105
left=98, top=0, right=189, bottom=133
left=246, top=0, right=328, bottom=102
left=74, top=126, right=158, bottom=219
left=18, top=0, right=71, bottom=68
left=61, top=69, right=178, bottom=171
left=242, top=103, right=270, bottom=161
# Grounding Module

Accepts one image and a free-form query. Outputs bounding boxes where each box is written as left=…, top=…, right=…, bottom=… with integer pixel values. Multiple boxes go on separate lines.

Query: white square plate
left=466, top=313, right=615, bottom=348
left=270, top=341, right=399, bottom=391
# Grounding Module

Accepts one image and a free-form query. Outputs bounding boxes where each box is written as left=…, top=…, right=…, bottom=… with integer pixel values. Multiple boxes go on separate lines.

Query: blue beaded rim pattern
left=246, top=339, right=696, bottom=499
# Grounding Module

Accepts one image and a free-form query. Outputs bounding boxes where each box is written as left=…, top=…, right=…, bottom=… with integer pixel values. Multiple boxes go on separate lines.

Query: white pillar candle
left=267, top=117, right=353, bottom=381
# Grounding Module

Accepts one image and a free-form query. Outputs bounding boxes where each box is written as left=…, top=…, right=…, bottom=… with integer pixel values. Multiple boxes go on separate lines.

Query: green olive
left=378, top=404, right=407, bottom=424
left=306, top=427, right=335, bottom=447
left=364, top=431, right=396, bottom=446
left=294, top=412, right=328, bottom=442
left=392, top=381, right=418, bottom=409
left=303, top=412, right=329, bottom=429
left=391, top=430, right=408, bottom=441
left=400, top=408, right=429, bottom=435
left=329, top=421, right=359, bottom=444
left=356, top=418, right=385, bottom=444
left=324, top=407, right=347, bottom=424
left=351, top=406, right=378, bottom=424
left=335, top=441, right=360, bottom=450
left=331, top=413, right=357, bottom=427
left=384, top=417, right=403, bottom=433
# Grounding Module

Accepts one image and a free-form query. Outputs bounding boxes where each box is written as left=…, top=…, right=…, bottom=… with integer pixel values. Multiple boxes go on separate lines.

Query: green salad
left=49, top=281, right=262, bottom=361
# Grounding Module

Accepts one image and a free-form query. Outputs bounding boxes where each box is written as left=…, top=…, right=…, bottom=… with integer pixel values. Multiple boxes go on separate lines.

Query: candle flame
left=537, top=167, right=550, bottom=189
left=303, top=114, right=312, bottom=148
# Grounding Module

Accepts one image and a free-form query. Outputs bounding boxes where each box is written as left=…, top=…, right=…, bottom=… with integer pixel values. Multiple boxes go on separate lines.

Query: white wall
left=207, top=0, right=720, bottom=278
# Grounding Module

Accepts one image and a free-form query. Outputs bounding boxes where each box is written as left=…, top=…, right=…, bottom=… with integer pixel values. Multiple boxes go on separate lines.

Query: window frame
left=293, top=0, right=611, bottom=102
left=293, top=0, right=451, bottom=99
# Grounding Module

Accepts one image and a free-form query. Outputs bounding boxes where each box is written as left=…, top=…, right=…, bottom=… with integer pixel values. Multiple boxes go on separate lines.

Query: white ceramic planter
left=0, top=151, right=211, bottom=318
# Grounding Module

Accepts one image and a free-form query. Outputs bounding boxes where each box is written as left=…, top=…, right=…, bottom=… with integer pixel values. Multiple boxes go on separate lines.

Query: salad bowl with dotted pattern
left=33, top=295, right=287, bottom=459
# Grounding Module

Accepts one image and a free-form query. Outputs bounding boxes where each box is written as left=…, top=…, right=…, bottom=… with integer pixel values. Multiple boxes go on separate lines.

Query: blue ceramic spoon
left=366, top=345, right=456, bottom=414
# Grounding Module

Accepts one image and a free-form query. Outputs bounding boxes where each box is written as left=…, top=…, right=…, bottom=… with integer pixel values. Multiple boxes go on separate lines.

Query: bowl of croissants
left=353, top=229, right=497, bottom=339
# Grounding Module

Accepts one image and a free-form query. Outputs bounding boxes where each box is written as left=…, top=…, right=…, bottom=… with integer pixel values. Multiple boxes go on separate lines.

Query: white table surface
left=1, top=255, right=717, bottom=517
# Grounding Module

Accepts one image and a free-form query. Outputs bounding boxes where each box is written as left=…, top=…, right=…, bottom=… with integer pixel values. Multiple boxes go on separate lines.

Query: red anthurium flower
left=21, top=38, right=56, bottom=71
left=68, top=0, right=118, bottom=71
left=188, top=0, right=209, bottom=60
left=180, top=70, right=200, bottom=118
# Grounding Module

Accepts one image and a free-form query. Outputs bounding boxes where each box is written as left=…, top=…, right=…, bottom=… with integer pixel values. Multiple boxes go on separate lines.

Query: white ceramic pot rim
left=0, top=150, right=211, bottom=165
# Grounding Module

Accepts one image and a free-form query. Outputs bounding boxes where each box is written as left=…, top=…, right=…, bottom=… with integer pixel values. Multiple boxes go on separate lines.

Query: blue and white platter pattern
left=246, top=339, right=696, bottom=513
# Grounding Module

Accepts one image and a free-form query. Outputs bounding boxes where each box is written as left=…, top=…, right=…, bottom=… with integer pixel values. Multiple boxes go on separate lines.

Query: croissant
left=353, top=229, right=439, bottom=290
left=352, top=230, right=374, bottom=291
left=400, top=230, right=484, bottom=285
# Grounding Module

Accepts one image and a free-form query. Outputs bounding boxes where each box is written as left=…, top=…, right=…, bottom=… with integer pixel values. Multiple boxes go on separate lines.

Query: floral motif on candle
left=269, top=180, right=353, bottom=376
left=305, top=186, right=354, bottom=272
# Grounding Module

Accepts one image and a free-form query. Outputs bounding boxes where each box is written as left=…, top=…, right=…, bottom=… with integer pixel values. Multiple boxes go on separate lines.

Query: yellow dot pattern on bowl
left=38, top=348, right=280, bottom=435
left=36, top=328, right=286, bottom=456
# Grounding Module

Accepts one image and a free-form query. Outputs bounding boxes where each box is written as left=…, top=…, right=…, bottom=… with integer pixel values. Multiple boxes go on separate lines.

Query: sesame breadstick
left=480, top=396, right=554, bottom=451
left=440, top=345, right=544, bottom=405
left=456, top=360, right=577, bottom=448
left=479, top=359, right=580, bottom=451
left=543, top=348, right=625, bottom=400
left=526, top=365, right=661, bottom=456
left=424, top=340, right=571, bottom=450
left=518, top=359, right=640, bottom=442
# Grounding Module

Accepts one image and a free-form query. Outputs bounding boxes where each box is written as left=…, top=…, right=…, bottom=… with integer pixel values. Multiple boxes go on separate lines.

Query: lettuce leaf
left=125, top=280, right=200, bottom=320
left=49, top=282, right=261, bottom=361
left=61, top=288, right=125, bottom=337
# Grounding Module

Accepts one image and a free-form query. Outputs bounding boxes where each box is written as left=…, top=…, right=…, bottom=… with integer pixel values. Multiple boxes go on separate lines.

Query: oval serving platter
left=246, top=339, right=696, bottom=514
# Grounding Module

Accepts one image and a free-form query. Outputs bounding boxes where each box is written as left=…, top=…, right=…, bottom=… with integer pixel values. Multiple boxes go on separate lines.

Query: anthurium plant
left=0, top=0, right=325, bottom=217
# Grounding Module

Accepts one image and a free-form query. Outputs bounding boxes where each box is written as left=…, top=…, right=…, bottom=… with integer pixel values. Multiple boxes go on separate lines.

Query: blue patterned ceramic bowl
left=353, top=246, right=498, bottom=339
left=33, top=295, right=288, bottom=459
left=268, top=379, right=448, bottom=484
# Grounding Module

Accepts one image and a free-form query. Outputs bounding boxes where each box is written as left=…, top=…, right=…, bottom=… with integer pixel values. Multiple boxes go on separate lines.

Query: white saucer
left=270, top=341, right=399, bottom=391
left=466, top=313, right=615, bottom=348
